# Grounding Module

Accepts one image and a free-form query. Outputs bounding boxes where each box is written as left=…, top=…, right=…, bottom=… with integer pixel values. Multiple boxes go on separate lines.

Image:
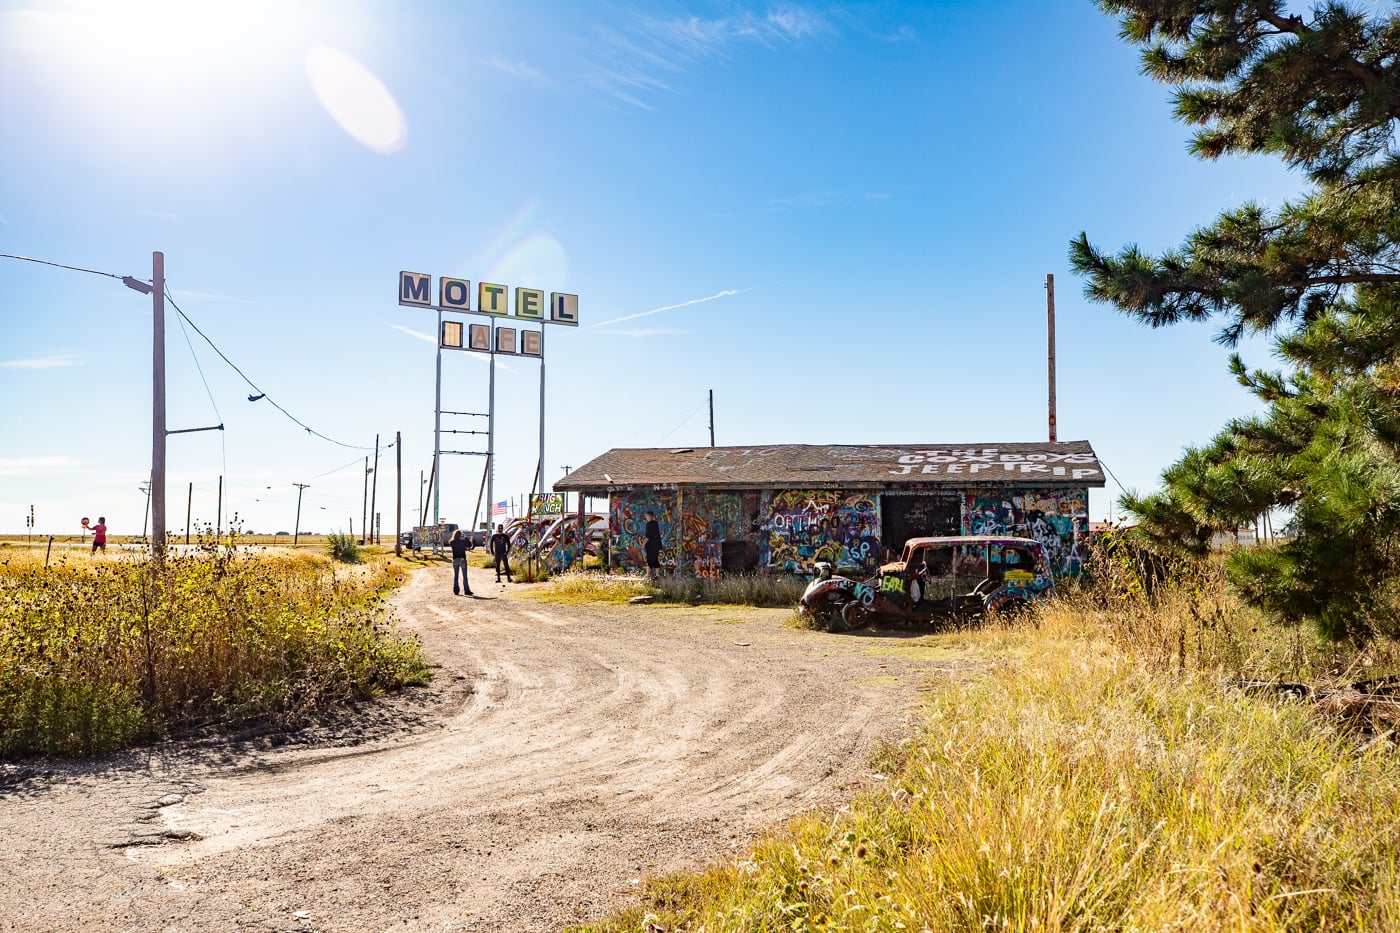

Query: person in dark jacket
left=490, top=523, right=513, bottom=582
left=643, top=511, right=662, bottom=579
left=449, top=529, right=474, bottom=596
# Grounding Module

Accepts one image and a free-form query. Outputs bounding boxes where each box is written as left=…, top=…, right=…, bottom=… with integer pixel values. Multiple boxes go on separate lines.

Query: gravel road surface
left=1, top=565, right=931, bottom=932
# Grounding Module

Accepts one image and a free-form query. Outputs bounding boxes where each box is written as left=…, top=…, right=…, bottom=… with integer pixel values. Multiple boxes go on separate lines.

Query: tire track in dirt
left=0, top=565, right=932, bottom=932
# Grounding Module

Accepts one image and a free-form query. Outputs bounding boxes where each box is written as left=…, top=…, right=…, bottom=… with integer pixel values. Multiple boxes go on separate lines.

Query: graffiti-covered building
left=553, top=441, right=1105, bottom=577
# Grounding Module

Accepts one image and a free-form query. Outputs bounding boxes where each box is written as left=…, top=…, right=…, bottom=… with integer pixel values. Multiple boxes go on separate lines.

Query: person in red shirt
left=91, top=516, right=107, bottom=554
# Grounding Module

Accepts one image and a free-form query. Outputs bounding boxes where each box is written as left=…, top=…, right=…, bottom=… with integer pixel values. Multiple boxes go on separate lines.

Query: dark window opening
left=880, top=494, right=961, bottom=554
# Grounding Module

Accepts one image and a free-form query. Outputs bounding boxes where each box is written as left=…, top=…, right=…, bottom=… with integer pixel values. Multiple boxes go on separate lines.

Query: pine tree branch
left=1253, top=4, right=1391, bottom=99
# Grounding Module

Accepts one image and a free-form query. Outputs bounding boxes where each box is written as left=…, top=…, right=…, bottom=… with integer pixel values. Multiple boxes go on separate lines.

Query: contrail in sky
left=389, top=323, right=435, bottom=344
left=589, top=288, right=750, bottom=328
left=389, top=322, right=514, bottom=370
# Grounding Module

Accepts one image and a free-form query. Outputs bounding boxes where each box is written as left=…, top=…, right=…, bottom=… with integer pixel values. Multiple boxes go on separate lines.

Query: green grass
left=573, top=563, right=1400, bottom=932
left=324, top=531, right=362, bottom=563
left=0, top=546, right=427, bottom=758
left=516, top=570, right=808, bottom=609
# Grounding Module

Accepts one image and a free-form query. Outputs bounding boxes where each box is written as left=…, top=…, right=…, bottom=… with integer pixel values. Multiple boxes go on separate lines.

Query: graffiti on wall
left=760, top=490, right=881, bottom=575
left=612, top=491, right=678, bottom=572
left=610, top=491, right=751, bottom=573
left=963, top=488, right=1089, bottom=574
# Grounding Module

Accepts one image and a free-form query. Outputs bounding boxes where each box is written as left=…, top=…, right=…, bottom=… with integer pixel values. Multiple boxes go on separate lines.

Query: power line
left=173, top=302, right=228, bottom=481
left=0, top=253, right=125, bottom=281
left=656, top=400, right=707, bottom=444
left=310, top=454, right=372, bottom=480
left=163, top=285, right=380, bottom=452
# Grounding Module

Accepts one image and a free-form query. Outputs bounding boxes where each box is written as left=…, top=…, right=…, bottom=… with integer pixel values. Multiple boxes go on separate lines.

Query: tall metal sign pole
left=487, top=340, right=497, bottom=538
left=538, top=324, right=546, bottom=507
left=433, top=307, right=443, bottom=526
left=400, top=271, right=577, bottom=542
left=1046, top=272, right=1057, bottom=443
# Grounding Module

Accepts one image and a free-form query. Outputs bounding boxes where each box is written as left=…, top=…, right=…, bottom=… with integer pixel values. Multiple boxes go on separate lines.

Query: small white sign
left=478, top=282, right=510, bottom=315
left=399, top=271, right=431, bottom=307
left=439, top=277, right=471, bottom=311
left=469, top=323, right=491, bottom=351
left=441, top=320, right=463, bottom=349
left=515, top=287, right=544, bottom=320
left=549, top=292, right=578, bottom=326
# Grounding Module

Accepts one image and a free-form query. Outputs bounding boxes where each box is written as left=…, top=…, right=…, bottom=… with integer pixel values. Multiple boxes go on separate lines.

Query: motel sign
left=398, top=271, right=578, bottom=327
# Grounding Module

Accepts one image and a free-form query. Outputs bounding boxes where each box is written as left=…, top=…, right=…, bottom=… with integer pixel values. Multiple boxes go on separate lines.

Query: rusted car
left=798, top=535, right=1055, bottom=630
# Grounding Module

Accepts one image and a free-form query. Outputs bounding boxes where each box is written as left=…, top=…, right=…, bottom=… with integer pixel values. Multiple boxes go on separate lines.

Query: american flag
left=491, top=500, right=508, bottom=516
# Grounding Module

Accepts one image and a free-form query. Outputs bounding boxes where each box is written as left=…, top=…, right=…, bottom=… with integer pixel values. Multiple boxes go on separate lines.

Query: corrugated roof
left=554, top=441, right=1105, bottom=492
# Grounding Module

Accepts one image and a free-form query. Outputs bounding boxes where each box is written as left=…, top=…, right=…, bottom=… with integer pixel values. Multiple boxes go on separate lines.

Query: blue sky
left=0, top=0, right=1302, bottom=537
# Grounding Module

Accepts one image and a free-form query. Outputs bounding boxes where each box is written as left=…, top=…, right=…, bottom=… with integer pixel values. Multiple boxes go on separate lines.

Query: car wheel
left=987, top=596, right=1029, bottom=622
left=841, top=600, right=873, bottom=631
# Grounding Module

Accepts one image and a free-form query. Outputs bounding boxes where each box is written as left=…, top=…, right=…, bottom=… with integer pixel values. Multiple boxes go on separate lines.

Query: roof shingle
left=554, top=441, right=1104, bottom=492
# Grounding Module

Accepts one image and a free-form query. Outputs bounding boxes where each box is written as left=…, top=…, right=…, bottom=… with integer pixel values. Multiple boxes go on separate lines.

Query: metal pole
left=395, top=431, right=403, bottom=557
left=185, top=481, right=192, bottom=545
left=151, top=251, right=166, bottom=556
left=472, top=457, right=489, bottom=543
left=1047, top=273, right=1057, bottom=443
left=709, top=389, right=715, bottom=446
left=433, top=309, right=443, bottom=526
left=216, top=474, right=222, bottom=538
left=486, top=334, right=496, bottom=542
left=577, top=492, right=586, bottom=569
left=538, top=324, right=546, bottom=505
left=370, top=433, right=380, bottom=545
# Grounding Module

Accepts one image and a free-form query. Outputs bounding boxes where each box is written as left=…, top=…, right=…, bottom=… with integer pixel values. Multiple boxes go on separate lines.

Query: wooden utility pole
left=369, top=433, right=380, bottom=545
left=151, top=251, right=167, bottom=555
left=293, top=483, right=309, bottom=545
left=395, top=431, right=403, bottom=557
left=421, top=462, right=435, bottom=532
left=1046, top=273, right=1057, bottom=443
left=361, top=456, right=370, bottom=545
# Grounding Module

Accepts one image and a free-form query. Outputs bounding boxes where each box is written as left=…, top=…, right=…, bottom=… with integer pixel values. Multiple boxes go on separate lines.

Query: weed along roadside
left=558, top=558, right=1400, bottom=932
left=0, top=543, right=427, bottom=758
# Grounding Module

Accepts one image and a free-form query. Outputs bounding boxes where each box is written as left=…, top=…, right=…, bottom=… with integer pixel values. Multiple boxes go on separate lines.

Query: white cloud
left=590, top=4, right=833, bottom=108
left=590, top=288, right=750, bottom=328
left=0, top=456, right=84, bottom=476
left=170, top=288, right=244, bottom=303
left=0, top=352, right=82, bottom=369
left=598, top=327, right=690, bottom=338
left=489, top=55, right=545, bottom=82
left=767, top=190, right=841, bottom=210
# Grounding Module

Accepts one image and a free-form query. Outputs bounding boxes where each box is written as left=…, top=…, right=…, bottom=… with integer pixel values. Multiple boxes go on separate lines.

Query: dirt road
left=1, top=565, right=933, bottom=932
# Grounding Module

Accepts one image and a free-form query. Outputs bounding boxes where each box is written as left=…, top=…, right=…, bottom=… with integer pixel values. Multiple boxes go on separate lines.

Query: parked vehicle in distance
left=527, top=513, right=607, bottom=557
left=798, top=535, right=1055, bottom=631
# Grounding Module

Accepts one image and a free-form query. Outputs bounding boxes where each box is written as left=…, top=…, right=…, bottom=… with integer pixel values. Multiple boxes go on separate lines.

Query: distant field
left=0, top=533, right=395, bottom=548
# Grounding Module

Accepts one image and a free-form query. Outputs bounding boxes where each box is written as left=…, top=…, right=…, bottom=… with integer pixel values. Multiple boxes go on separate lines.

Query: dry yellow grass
left=576, top=566, right=1400, bottom=932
